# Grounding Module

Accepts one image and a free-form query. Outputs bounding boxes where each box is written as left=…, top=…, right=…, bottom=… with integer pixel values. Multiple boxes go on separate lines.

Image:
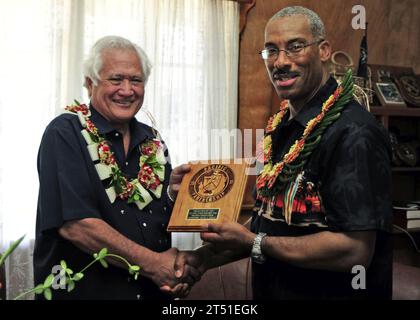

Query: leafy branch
left=0, top=235, right=26, bottom=267
left=0, top=235, right=25, bottom=297
left=14, top=248, right=141, bottom=300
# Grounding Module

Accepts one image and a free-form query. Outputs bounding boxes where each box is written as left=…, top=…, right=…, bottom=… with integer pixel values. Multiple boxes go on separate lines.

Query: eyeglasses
left=102, top=76, right=145, bottom=87
left=259, top=39, right=324, bottom=61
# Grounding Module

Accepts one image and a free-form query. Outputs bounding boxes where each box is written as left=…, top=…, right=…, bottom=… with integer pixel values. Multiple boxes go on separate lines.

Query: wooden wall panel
left=238, top=0, right=420, bottom=206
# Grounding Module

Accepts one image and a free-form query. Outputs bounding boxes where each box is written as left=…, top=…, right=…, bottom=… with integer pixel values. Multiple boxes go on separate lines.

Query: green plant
left=0, top=235, right=26, bottom=295
left=0, top=235, right=26, bottom=268
left=15, top=247, right=141, bottom=300
left=0, top=236, right=141, bottom=300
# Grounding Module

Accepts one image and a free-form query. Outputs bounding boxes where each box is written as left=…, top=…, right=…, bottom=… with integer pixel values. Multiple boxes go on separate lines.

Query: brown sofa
left=185, top=258, right=420, bottom=300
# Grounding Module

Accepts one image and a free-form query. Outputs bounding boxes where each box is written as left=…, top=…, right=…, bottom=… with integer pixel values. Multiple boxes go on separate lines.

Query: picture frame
left=374, top=82, right=406, bottom=107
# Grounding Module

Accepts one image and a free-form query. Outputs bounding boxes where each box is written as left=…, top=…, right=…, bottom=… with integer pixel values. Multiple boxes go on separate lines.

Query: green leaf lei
left=257, top=69, right=355, bottom=202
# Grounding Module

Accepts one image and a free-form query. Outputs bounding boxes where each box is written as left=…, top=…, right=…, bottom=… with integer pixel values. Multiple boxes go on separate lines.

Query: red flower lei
left=65, top=102, right=166, bottom=208
left=256, top=86, right=343, bottom=200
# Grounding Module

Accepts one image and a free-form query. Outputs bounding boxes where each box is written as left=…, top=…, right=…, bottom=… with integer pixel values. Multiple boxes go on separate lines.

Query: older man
left=175, top=6, right=393, bottom=299
left=34, top=36, right=195, bottom=300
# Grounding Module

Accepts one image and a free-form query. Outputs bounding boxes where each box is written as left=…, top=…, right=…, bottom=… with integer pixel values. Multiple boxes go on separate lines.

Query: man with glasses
left=173, top=6, right=393, bottom=299
left=34, top=36, right=198, bottom=300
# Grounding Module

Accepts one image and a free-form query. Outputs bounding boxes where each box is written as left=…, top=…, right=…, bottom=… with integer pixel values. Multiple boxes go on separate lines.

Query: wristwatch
left=251, top=232, right=267, bottom=264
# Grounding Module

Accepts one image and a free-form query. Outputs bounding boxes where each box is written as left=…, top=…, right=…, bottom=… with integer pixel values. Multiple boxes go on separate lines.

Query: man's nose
left=118, top=79, right=134, bottom=95
left=273, top=50, right=292, bottom=69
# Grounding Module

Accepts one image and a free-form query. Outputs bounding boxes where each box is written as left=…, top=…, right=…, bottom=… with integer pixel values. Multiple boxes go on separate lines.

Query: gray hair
left=269, top=6, right=326, bottom=40
left=83, top=35, right=152, bottom=87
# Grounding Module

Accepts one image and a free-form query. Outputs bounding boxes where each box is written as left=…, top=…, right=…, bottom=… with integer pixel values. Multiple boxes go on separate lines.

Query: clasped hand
left=158, top=222, right=254, bottom=298
left=157, top=248, right=204, bottom=298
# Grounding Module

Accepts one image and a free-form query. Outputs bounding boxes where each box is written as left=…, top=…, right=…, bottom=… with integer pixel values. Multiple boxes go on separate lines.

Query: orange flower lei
left=256, top=86, right=343, bottom=201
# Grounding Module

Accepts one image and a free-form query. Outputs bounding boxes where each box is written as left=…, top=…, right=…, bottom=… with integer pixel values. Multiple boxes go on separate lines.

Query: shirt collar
left=89, top=104, right=155, bottom=144
left=89, top=105, right=115, bottom=135
left=293, top=76, right=338, bottom=127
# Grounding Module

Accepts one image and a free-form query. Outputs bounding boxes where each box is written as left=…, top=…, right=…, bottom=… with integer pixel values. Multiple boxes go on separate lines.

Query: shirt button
left=161, top=223, right=166, bottom=228
left=164, top=206, right=167, bottom=211
left=121, top=210, right=125, bottom=214
left=137, top=294, right=142, bottom=300
left=125, top=161, right=129, bottom=166
left=149, top=209, right=153, bottom=214
left=158, top=239, right=162, bottom=244
left=142, top=222, right=147, bottom=227
left=115, top=132, right=119, bottom=137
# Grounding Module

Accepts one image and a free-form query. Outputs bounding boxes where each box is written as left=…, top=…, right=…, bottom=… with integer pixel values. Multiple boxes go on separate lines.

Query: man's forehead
left=264, top=15, right=312, bottom=40
left=100, top=49, right=143, bottom=74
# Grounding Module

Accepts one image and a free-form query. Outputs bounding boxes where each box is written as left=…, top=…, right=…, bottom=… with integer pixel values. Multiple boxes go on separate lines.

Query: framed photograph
left=374, top=82, right=406, bottom=107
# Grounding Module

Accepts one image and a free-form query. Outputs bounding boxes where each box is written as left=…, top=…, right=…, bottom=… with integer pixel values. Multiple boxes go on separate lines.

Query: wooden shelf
left=392, top=167, right=420, bottom=172
left=371, top=106, right=420, bottom=117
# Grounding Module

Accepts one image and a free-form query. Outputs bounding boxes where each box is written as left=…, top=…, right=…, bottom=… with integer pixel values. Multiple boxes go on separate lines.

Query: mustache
left=272, top=69, right=300, bottom=79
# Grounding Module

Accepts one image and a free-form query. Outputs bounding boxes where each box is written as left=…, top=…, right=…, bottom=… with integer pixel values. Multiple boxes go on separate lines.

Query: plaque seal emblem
left=188, top=164, right=234, bottom=203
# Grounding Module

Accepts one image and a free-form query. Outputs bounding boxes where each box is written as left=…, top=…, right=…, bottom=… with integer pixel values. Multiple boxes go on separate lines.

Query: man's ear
left=319, top=40, right=331, bottom=62
left=85, top=77, right=94, bottom=98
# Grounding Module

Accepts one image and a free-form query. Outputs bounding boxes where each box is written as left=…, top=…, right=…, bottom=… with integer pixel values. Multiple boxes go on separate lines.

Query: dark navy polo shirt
left=252, top=77, right=393, bottom=299
left=34, top=106, right=173, bottom=300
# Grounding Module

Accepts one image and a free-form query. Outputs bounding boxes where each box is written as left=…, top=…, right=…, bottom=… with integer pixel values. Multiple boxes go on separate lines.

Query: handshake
left=149, top=247, right=207, bottom=298
left=144, top=220, right=254, bottom=298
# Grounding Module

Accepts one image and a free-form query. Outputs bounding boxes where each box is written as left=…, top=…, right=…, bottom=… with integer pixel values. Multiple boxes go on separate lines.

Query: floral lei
left=256, top=70, right=354, bottom=219
left=65, top=101, right=166, bottom=210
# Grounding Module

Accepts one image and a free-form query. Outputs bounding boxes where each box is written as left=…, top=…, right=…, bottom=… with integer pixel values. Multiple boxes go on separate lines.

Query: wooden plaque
left=167, top=160, right=250, bottom=232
